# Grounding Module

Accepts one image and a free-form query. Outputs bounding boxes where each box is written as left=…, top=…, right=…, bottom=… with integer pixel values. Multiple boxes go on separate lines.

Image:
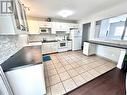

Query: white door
left=72, top=37, right=82, bottom=50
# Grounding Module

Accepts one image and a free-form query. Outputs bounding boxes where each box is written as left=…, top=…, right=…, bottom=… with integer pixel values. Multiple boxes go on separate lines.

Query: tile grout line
left=52, top=56, right=68, bottom=94
left=45, top=51, right=117, bottom=95
left=54, top=54, right=81, bottom=93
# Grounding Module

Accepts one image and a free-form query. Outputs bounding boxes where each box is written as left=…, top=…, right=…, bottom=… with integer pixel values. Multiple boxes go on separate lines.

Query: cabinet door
left=13, top=2, right=20, bottom=30
left=51, top=42, right=57, bottom=52
left=42, top=43, right=47, bottom=54
left=14, top=0, right=28, bottom=33
left=21, top=5, right=29, bottom=32
left=5, top=64, right=46, bottom=95
left=0, top=75, right=10, bottom=95
left=38, top=21, right=52, bottom=28
left=42, top=42, right=57, bottom=54
left=83, top=42, right=89, bottom=55
left=52, top=22, right=69, bottom=33
left=47, top=43, right=57, bottom=53
left=15, top=0, right=25, bottom=31
left=42, top=43, right=51, bottom=54
left=69, top=24, right=78, bottom=29
left=68, top=41, right=72, bottom=50
left=51, top=22, right=56, bottom=34
left=0, top=67, right=13, bottom=95
left=42, top=44, right=46, bottom=54
left=28, top=20, right=40, bottom=34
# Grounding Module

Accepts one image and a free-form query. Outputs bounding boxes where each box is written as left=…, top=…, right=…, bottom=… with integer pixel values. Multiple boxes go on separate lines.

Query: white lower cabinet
left=29, top=42, right=42, bottom=46
left=42, top=42, right=57, bottom=54
left=0, top=67, right=13, bottom=95
left=83, top=42, right=96, bottom=56
left=0, top=76, right=10, bottom=95
left=5, top=64, right=46, bottom=95
left=68, top=41, right=72, bottom=50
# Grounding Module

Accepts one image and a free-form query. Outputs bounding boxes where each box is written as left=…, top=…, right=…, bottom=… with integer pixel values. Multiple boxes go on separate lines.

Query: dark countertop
left=85, top=40, right=127, bottom=49
left=42, top=40, right=58, bottom=43
left=29, top=39, right=72, bottom=43
left=67, top=39, right=72, bottom=41
left=1, top=45, right=42, bottom=72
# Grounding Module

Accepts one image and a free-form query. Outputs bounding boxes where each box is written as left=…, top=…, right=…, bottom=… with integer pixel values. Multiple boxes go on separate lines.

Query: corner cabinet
left=0, top=0, right=28, bottom=35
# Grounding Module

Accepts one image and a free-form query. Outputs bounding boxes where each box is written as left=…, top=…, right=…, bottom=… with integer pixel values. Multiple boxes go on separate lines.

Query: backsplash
left=28, top=34, right=57, bottom=41
left=0, top=35, right=28, bottom=64
left=28, top=34, right=70, bottom=41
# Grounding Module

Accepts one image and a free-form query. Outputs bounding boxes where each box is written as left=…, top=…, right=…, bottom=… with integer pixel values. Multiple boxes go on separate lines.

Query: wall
left=79, top=1, right=127, bottom=62
left=96, top=45, right=121, bottom=62
left=28, top=34, right=70, bottom=42
left=0, top=35, right=28, bottom=64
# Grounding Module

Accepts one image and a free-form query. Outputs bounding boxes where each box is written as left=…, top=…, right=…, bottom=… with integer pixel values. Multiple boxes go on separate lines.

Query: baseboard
left=42, top=52, right=58, bottom=55
left=96, top=54, right=117, bottom=64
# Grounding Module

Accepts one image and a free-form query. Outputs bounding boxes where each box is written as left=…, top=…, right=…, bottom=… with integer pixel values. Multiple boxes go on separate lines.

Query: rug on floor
left=43, top=55, right=51, bottom=62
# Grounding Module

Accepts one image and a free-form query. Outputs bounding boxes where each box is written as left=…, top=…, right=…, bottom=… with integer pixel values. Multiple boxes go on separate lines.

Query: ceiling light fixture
left=58, top=10, right=74, bottom=18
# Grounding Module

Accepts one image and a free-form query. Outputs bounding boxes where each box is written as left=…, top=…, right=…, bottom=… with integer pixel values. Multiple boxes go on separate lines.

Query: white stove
left=57, top=40, right=68, bottom=52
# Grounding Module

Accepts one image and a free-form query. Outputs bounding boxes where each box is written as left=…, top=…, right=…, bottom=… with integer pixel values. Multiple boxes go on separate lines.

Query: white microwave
left=39, top=27, right=51, bottom=33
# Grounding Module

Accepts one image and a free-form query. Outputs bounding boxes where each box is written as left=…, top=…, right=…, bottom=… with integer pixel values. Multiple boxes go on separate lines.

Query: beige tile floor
left=44, top=51, right=116, bottom=95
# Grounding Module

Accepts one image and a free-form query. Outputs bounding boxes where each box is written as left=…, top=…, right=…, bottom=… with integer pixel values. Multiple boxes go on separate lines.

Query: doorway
left=82, top=23, right=91, bottom=49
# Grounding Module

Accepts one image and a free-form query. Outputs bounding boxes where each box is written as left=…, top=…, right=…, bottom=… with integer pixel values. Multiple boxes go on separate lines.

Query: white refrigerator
left=70, top=29, right=82, bottom=50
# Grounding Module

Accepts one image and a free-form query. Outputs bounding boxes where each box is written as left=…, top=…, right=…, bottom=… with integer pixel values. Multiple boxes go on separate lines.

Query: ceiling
left=21, top=0, right=127, bottom=21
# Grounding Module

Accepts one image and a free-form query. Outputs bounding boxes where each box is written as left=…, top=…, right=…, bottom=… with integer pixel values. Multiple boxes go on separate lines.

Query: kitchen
left=0, top=0, right=127, bottom=95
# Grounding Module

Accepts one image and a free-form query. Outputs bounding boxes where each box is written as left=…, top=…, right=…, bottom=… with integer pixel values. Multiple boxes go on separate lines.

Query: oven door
left=58, top=41, right=67, bottom=48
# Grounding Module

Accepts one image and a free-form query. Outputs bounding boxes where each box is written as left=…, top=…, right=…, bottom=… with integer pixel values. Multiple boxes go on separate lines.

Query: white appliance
left=5, top=64, right=46, bottom=95
left=39, top=27, right=51, bottom=34
left=70, top=28, right=82, bottom=50
left=57, top=40, right=68, bottom=52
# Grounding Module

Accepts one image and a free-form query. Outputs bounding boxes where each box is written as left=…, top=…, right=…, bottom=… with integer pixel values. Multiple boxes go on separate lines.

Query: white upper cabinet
left=52, top=22, right=78, bottom=34
left=38, top=21, right=52, bottom=28
left=28, top=20, right=40, bottom=34
left=0, top=0, right=28, bottom=35
left=28, top=21, right=52, bottom=34
left=28, top=19, right=78, bottom=34
left=69, top=23, right=79, bottom=29
left=52, top=22, right=69, bottom=34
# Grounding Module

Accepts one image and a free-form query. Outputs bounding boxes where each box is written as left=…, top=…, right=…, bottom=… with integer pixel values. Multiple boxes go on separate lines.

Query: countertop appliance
left=70, top=28, right=82, bottom=50
left=1, top=46, right=46, bottom=95
left=57, top=40, right=68, bottom=52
